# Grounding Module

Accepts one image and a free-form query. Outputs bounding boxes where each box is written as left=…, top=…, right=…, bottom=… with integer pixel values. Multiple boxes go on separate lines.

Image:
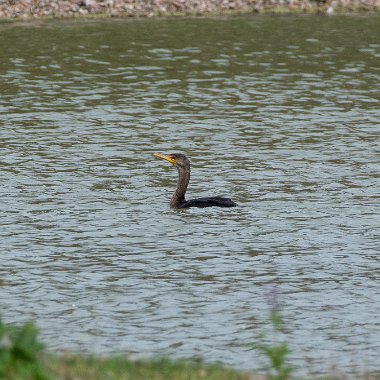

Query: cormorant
left=154, top=153, right=237, bottom=209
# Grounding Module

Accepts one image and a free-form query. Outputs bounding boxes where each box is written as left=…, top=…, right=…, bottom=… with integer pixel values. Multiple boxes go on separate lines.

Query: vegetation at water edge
left=1, top=315, right=379, bottom=380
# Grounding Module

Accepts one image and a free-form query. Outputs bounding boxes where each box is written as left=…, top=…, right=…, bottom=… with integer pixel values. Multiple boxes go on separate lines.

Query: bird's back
left=179, top=196, right=237, bottom=208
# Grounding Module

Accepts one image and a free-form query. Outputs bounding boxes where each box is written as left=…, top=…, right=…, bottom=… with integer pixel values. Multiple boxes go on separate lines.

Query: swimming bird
left=154, top=153, right=237, bottom=209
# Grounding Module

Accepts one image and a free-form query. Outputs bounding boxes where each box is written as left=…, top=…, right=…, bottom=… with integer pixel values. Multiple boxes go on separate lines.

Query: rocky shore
left=0, top=0, right=379, bottom=19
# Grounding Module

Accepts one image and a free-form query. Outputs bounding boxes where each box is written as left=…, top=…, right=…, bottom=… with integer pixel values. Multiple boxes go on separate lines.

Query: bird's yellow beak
left=153, top=153, right=176, bottom=165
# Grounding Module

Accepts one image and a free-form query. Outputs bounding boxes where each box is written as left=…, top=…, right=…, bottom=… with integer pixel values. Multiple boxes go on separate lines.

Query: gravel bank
left=0, top=0, right=379, bottom=19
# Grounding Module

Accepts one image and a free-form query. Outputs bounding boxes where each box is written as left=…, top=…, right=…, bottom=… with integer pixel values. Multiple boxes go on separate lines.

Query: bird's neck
left=170, top=165, right=190, bottom=208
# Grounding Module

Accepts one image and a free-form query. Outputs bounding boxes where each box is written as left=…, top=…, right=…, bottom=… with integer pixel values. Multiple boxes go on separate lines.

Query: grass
left=14, top=353, right=380, bottom=380
left=2, top=315, right=380, bottom=380
left=43, top=355, right=255, bottom=380
left=0, top=315, right=252, bottom=379
left=252, top=310, right=295, bottom=380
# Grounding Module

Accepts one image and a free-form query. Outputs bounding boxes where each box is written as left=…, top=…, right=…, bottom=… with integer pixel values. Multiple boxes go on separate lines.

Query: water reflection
left=0, top=15, right=380, bottom=376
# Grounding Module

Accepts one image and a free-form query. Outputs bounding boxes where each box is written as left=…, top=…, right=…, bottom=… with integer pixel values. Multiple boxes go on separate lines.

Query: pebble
left=0, top=0, right=379, bottom=19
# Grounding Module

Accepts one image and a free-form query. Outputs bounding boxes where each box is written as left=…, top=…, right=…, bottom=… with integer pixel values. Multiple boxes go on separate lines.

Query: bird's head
left=153, top=153, right=190, bottom=170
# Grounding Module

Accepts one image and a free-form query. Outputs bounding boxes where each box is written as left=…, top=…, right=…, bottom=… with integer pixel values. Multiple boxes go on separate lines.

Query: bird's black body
left=179, top=197, right=237, bottom=208
left=154, top=153, right=237, bottom=209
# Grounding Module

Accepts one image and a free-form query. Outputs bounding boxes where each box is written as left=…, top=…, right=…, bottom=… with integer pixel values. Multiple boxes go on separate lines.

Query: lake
left=0, top=14, right=379, bottom=376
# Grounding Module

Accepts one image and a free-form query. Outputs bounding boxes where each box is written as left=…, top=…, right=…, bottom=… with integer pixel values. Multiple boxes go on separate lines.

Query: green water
left=1, top=15, right=379, bottom=376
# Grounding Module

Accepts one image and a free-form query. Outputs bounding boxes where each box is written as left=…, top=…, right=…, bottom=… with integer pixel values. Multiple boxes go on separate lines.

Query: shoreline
left=1, top=0, right=379, bottom=21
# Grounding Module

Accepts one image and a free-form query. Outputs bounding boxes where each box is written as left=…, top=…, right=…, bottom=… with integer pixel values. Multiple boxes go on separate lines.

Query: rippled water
left=1, top=15, right=379, bottom=376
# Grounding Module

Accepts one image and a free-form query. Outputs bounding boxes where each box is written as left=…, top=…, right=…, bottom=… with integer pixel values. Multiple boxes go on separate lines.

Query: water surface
left=1, top=15, right=379, bottom=376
